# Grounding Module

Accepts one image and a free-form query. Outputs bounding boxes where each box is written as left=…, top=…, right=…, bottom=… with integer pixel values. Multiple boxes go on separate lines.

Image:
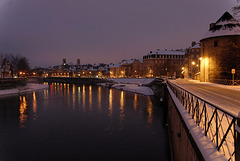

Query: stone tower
left=200, top=12, right=240, bottom=82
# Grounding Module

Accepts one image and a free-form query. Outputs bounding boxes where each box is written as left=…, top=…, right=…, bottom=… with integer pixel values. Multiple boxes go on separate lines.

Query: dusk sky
left=0, top=0, right=238, bottom=67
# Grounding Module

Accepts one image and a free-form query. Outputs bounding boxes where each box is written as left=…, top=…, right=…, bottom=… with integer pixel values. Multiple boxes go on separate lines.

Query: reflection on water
left=82, top=84, right=85, bottom=110
left=78, top=86, right=81, bottom=106
left=120, top=91, right=125, bottom=122
left=33, top=92, right=38, bottom=120
left=72, top=84, right=76, bottom=108
left=89, top=85, right=92, bottom=111
left=109, top=89, right=113, bottom=118
left=0, top=83, right=170, bottom=161
left=147, top=96, right=153, bottom=124
left=134, top=94, right=137, bottom=111
left=98, top=86, right=101, bottom=111
left=19, top=96, right=28, bottom=127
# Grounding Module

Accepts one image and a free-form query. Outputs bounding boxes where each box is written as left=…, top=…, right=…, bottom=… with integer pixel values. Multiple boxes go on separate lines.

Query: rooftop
left=201, top=12, right=240, bottom=40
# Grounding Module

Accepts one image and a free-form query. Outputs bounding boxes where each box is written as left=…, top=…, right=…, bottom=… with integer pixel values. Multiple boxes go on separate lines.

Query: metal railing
left=209, top=79, right=240, bottom=85
left=167, top=81, right=240, bottom=161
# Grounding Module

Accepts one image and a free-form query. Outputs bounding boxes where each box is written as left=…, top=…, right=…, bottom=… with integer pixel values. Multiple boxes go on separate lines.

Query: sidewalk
left=172, top=79, right=240, bottom=92
left=169, top=79, right=240, bottom=115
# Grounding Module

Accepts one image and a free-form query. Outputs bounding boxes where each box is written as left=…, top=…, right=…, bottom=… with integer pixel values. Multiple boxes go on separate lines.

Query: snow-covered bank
left=108, top=78, right=154, bottom=85
left=111, top=84, right=154, bottom=95
left=0, top=83, right=48, bottom=98
left=100, top=78, right=155, bottom=95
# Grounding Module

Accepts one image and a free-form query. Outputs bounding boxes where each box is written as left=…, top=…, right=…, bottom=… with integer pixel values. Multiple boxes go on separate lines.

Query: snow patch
left=0, top=83, right=48, bottom=98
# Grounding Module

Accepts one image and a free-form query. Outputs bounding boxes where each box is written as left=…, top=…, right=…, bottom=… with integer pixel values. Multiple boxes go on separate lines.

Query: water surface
left=0, top=83, right=170, bottom=161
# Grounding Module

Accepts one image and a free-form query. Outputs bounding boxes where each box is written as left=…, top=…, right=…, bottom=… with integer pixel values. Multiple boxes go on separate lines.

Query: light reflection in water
left=98, top=86, right=101, bottom=111
left=54, top=83, right=57, bottom=93
left=64, top=83, right=66, bottom=96
left=50, top=84, right=52, bottom=95
left=120, top=91, right=125, bottom=121
left=108, top=89, right=113, bottom=117
left=44, top=89, right=48, bottom=99
left=89, top=86, right=92, bottom=111
left=32, top=92, right=38, bottom=120
left=134, top=94, right=137, bottom=111
left=82, top=85, right=85, bottom=110
left=78, top=87, right=81, bottom=106
left=72, top=84, right=76, bottom=108
left=19, top=96, right=28, bottom=128
left=67, top=84, right=70, bottom=106
left=147, top=96, right=153, bottom=124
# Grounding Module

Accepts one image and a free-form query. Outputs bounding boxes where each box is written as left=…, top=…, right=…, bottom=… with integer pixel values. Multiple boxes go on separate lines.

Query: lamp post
left=191, top=61, right=195, bottom=79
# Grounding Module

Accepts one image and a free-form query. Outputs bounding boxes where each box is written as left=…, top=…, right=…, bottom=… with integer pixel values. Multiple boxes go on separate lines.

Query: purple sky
left=0, top=0, right=238, bottom=67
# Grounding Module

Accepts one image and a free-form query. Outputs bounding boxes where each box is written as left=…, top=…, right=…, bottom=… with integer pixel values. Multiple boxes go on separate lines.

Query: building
left=183, top=42, right=201, bottom=79
left=200, top=12, right=240, bottom=82
left=143, top=49, right=185, bottom=78
left=109, top=59, right=143, bottom=78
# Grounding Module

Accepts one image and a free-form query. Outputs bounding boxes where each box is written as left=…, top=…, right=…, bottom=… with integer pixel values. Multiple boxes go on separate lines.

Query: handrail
left=167, top=80, right=239, bottom=161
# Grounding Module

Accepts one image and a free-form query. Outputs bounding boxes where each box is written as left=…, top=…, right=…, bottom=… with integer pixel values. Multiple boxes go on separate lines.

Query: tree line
left=0, top=53, right=30, bottom=78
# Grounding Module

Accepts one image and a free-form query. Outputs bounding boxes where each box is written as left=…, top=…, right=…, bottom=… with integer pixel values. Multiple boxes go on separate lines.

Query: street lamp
left=191, top=61, right=196, bottom=79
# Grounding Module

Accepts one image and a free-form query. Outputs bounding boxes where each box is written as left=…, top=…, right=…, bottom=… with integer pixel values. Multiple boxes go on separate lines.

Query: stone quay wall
left=0, top=78, right=27, bottom=90
left=165, top=85, right=203, bottom=161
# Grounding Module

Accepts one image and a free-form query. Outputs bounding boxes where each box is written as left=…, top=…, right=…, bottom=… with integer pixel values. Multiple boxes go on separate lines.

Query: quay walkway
left=169, top=79, right=240, bottom=115
left=166, top=79, right=240, bottom=161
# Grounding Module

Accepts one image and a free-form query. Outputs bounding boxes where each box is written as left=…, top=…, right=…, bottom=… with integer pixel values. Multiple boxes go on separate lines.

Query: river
left=0, top=83, right=170, bottom=161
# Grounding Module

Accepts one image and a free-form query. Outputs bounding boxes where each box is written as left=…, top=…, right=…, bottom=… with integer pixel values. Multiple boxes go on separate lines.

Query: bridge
left=165, top=79, right=240, bottom=161
left=44, top=77, right=107, bottom=85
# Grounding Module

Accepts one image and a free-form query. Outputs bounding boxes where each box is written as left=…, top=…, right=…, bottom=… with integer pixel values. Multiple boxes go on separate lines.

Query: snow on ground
left=111, top=84, right=154, bottom=96
left=185, top=79, right=240, bottom=91
left=0, top=83, right=48, bottom=98
left=100, top=78, right=155, bottom=96
left=108, top=78, right=154, bottom=85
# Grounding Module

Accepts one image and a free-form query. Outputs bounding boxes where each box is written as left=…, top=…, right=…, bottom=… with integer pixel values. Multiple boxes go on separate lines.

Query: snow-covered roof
left=109, top=59, right=141, bottom=68
left=120, top=59, right=135, bottom=65
left=201, top=12, right=240, bottom=40
left=109, top=63, right=120, bottom=68
left=190, top=43, right=200, bottom=49
left=151, top=49, right=185, bottom=55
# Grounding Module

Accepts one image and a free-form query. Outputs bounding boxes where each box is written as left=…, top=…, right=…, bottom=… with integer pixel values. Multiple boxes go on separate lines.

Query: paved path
left=169, top=79, right=240, bottom=115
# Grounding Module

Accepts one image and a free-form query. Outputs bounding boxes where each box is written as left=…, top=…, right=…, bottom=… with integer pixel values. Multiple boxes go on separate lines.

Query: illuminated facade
left=200, top=12, right=240, bottom=82
left=183, top=42, right=201, bottom=79
left=143, top=49, right=185, bottom=78
left=110, top=59, right=143, bottom=78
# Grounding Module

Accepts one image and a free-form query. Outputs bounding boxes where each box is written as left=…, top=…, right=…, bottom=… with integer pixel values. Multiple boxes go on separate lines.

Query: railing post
left=216, top=111, right=218, bottom=148
left=236, top=112, right=240, bottom=161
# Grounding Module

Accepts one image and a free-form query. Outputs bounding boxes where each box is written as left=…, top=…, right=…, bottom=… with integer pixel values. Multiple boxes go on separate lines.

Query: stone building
left=143, top=49, right=185, bottom=78
left=109, top=59, right=143, bottom=78
left=183, top=42, right=201, bottom=79
left=200, top=12, right=240, bottom=82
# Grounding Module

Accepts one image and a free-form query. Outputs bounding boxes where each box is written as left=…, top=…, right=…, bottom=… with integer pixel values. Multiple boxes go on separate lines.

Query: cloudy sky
left=0, top=0, right=238, bottom=67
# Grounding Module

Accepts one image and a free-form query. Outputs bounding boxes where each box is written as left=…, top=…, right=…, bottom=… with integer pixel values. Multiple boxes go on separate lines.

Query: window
left=214, top=40, right=218, bottom=47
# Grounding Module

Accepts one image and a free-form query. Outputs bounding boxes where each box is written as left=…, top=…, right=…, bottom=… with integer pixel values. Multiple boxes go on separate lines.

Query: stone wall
left=165, top=86, right=203, bottom=161
left=0, top=78, right=27, bottom=89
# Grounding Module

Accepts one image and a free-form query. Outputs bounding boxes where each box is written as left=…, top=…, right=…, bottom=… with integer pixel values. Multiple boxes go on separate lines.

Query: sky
left=0, top=0, right=238, bottom=67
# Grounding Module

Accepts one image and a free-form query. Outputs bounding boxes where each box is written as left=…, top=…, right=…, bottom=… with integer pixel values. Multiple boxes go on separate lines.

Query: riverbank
left=99, top=78, right=155, bottom=96
left=0, top=83, right=48, bottom=98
